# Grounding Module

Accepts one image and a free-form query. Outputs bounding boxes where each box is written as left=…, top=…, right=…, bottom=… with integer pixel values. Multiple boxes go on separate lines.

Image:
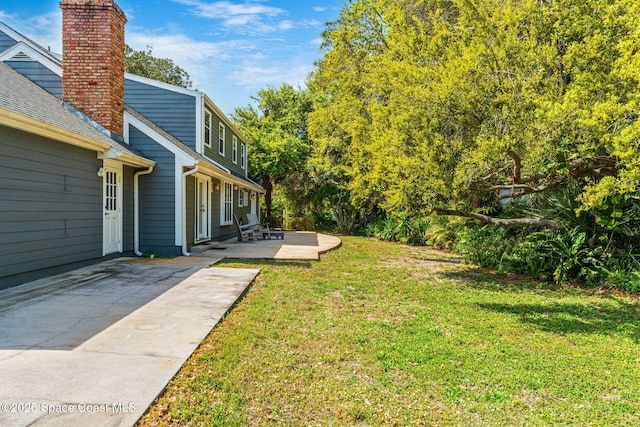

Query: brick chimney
left=60, top=0, right=127, bottom=138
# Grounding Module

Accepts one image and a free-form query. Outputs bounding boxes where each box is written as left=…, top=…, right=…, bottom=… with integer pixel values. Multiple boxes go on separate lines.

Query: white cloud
left=229, top=60, right=312, bottom=90
left=172, top=0, right=287, bottom=33
left=128, top=32, right=227, bottom=62
left=278, top=20, right=294, bottom=31
left=0, top=11, right=62, bottom=53
left=0, top=11, right=15, bottom=20
left=126, top=30, right=256, bottom=91
left=313, top=7, right=327, bottom=12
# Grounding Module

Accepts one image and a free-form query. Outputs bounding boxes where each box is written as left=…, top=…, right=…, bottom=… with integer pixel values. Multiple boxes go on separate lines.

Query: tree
left=232, top=84, right=314, bottom=218
left=307, top=0, right=640, bottom=228
left=125, top=45, right=192, bottom=88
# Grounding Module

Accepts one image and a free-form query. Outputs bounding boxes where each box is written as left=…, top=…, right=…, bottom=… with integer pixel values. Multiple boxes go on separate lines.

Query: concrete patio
left=0, top=231, right=341, bottom=426
left=205, top=230, right=341, bottom=260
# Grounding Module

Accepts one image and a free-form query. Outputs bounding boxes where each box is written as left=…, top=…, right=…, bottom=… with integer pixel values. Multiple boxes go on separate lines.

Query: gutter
left=181, top=161, right=200, bottom=256
left=133, top=166, right=154, bottom=256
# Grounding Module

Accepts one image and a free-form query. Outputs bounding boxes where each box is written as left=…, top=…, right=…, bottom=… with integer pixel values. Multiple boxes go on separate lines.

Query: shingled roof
left=0, top=62, right=153, bottom=167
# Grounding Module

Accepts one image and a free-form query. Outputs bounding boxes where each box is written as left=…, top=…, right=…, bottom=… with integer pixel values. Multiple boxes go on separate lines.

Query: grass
left=137, top=236, right=640, bottom=426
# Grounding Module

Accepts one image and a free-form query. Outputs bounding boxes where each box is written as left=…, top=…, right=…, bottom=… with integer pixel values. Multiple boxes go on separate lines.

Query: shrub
left=367, top=216, right=429, bottom=246
left=423, top=216, right=461, bottom=250
left=455, top=226, right=517, bottom=269
left=604, top=270, right=640, bottom=294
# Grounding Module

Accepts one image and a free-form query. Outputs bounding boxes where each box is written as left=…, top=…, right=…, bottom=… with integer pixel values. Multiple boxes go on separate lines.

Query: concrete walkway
left=0, top=232, right=341, bottom=426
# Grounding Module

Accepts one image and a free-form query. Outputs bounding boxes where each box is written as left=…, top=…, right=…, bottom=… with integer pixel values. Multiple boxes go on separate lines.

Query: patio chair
left=247, top=213, right=284, bottom=240
left=245, top=213, right=263, bottom=238
left=233, top=214, right=258, bottom=242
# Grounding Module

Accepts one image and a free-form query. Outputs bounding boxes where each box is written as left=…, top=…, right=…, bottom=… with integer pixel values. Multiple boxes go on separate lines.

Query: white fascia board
left=0, top=22, right=61, bottom=65
left=124, top=111, right=195, bottom=165
left=125, top=73, right=202, bottom=97
left=174, top=163, right=184, bottom=246
left=0, top=42, right=62, bottom=76
left=203, top=153, right=231, bottom=174
left=124, top=111, right=197, bottom=247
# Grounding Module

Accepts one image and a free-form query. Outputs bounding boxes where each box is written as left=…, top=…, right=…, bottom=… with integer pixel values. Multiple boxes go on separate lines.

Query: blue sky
left=0, top=0, right=343, bottom=115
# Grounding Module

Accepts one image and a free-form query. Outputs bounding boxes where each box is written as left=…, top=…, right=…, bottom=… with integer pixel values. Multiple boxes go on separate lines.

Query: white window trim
left=195, top=175, right=212, bottom=243
left=240, top=143, right=246, bottom=170
left=220, top=181, right=233, bottom=226
left=204, top=109, right=212, bottom=148
left=232, top=135, right=238, bottom=164
left=219, top=123, right=226, bottom=156
left=238, top=189, right=248, bottom=207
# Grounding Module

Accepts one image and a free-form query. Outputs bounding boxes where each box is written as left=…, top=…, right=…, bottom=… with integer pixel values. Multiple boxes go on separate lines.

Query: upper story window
left=219, top=123, right=226, bottom=156
left=204, top=109, right=212, bottom=148
left=232, top=136, right=238, bottom=164
left=240, top=143, right=246, bottom=170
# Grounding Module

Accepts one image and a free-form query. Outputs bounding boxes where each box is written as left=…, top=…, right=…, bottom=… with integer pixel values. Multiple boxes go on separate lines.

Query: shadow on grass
left=443, top=269, right=640, bottom=342
left=443, top=269, right=563, bottom=293
left=477, top=300, right=640, bottom=343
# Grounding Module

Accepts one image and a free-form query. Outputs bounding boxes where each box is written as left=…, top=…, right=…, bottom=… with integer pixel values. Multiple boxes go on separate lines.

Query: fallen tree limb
left=435, top=209, right=563, bottom=229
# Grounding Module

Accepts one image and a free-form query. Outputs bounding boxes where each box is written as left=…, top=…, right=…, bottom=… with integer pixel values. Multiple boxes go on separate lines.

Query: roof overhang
left=125, top=108, right=263, bottom=193
left=0, top=106, right=155, bottom=169
left=196, top=161, right=265, bottom=194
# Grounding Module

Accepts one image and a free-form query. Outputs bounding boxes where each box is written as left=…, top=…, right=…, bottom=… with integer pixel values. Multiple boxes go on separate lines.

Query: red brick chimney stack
left=60, top=0, right=127, bottom=138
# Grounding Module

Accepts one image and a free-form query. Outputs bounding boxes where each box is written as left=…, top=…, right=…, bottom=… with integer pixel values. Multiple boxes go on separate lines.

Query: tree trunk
left=262, top=176, right=273, bottom=218
left=332, top=204, right=356, bottom=235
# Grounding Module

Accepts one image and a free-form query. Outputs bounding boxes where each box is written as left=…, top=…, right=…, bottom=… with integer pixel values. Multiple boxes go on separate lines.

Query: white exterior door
left=250, top=192, right=257, bottom=216
left=103, top=163, right=122, bottom=255
left=196, top=176, right=211, bottom=242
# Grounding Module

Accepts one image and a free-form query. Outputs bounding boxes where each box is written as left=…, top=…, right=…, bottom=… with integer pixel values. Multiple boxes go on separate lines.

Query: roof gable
left=0, top=41, right=62, bottom=76
left=0, top=21, right=61, bottom=66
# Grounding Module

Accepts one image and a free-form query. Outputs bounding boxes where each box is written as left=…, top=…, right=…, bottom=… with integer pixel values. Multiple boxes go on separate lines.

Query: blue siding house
left=0, top=0, right=263, bottom=288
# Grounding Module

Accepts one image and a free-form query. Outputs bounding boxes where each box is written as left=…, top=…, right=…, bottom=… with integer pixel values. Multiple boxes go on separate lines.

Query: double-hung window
left=240, top=143, right=246, bottom=170
left=219, top=123, right=226, bottom=156
left=204, top=109, right=212, bottom=148
left=232, top=135, right=238, bottom=164
left=221, top=182, right=233, bottom=225
left=238, top=190, right=247, bottom=207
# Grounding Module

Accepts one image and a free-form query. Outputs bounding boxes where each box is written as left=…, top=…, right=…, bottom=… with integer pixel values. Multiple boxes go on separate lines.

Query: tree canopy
left=232, top=84, right=314, bottom=219
left=125, top=45, right=192, bottom=88
left=305, top=0, right=640, bottom=227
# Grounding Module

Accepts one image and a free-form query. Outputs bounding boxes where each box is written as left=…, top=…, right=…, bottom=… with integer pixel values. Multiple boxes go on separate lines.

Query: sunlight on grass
left=137, top=237, right=640, bottom=426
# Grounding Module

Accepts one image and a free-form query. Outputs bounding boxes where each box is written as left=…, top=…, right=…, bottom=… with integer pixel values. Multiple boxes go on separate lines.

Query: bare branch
left=472, top=155, right=619, bottom=197
left=506, top=150, right=522, bottom=183
left=478, top=163, right=513, bottom=182
left=435, top=209, right=563, bottom=229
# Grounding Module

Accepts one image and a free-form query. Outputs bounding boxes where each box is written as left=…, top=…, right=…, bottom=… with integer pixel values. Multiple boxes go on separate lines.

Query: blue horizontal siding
left=0, top=31, right=16, bottom=51
left=203, top=114, right=247, bottom=178
left=125, top=78, right=197, bottom=149
left=122, top=166, right=135, bottom=254
left=0, top=126, right=103, bottom=288
left=127, top=125, right=179, bottom=255
left=5, top=61, right=62, bottom=97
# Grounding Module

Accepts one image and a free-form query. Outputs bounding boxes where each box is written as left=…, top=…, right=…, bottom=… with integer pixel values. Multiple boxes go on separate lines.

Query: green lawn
left=137, top=236, right=640, bottom=426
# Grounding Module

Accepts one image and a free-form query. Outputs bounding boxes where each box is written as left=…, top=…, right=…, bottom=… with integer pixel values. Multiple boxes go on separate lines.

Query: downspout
left=182, top=161, right=200, bottom=256
left=134, top=166, right=154, bottom=256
